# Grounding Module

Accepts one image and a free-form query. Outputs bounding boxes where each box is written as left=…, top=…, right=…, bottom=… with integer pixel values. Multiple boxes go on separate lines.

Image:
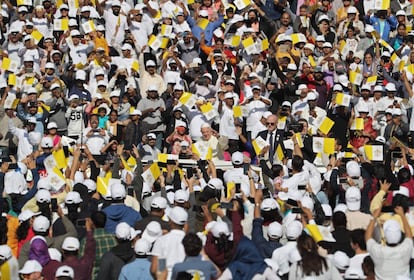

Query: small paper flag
left=364, top=145, right=383, bottom=161
left=161, top=24, right=173, bottom=36
left=349, top=70, right=363, bottom=85
left=52, top=148, right=67, bottom=170
left=261, top=38, right=269, bottom=51
left=276, top=144, right=284, bottom=160
left=308, top=56, right=316, bottom=67
left=141, top=162, right=161, bottom=184
left=31, top=30, right=43, bottom=44
left=8, top=74, right=16, bottom=86
left=318, top=117, right=334, bottom=135
left=82, top=20, right=95, bottom=34
left=2, top=57, right=10, bottom=70
left=197, top=18, right=209, bottom=30
left=335, top=93, right=351, bottom=107
left=233, top=105, right=242, bottom=118
left=131, top=60, right=139, bottom=72
left=200, top=102, right=217, bottom=120
left=120, top=156, right=132, bottom=172
left=227, top=182, right=235, bottom=198
left=306, top=224, right=323, bottom=243
left=179, top=92, right=196, bottom=108
left=351, top=118, right=364, bottom=130
left=313, top=137, right=335, bottom=154
left=242, top=36, right=257, bottom=55
left=234, top=0, right=250, bottom=10
left=231, top=35, right=241, bottom=47
left=97, top=172, right=112, bottom=196
left=295, top=133, right=304, bottom=148
left=252, top=136, right=268, bottom=155
left=365, top=76, right=377, bottom=87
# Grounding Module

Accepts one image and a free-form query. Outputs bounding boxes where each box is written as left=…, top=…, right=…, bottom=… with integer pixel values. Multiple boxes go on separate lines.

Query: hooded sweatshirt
left=103, top=203, right=142, bottom=234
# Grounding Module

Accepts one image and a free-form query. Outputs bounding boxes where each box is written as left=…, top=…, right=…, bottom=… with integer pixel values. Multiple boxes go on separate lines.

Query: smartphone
left=220, top=202, right=233, bottom=209
left=51, top=198, right=58, bottom=212
left=298, top=185, right=306, bottom=190
left=391, top=151, right=402, bottom=159
left=286, top=199, right=298, bottom=207
left=76, top=219, right=86, bottom=227
left=243, top=163, right=250, bottom=175
left=7, top=163, right=18, bottom=169
left=291, top=207, right=303, bottom=214
left=127, top=187, right=134, bottom=197
left=158, top=258, right=166, bottom=272
left=235, top=183, right=241, bottom=193
left=339, top=178, right=348, bottom=184
left=381, top=206, right=394, bottom=213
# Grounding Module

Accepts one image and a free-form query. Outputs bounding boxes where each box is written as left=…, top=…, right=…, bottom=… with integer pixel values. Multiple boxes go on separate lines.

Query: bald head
left=266, top=115, right=278, bottom=132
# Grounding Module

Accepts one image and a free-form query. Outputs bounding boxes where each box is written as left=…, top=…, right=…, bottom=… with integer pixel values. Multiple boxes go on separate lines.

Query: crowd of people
left=1, top=0, right=414, bottom=279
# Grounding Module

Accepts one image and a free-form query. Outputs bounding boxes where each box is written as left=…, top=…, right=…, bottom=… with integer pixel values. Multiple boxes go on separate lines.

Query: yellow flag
left=351, top=118, right=364, bottom=130
left=61, top=18, right=69, bottom=31
left=160, top=37, right=170, bottom=49
left=308, top=56, right=316, bottom=67
left=335, top=93, right=351, bottom=107
left=306, top=224, right=323, bottom=243
left=252, top=137, right=267, bottom=155
left=261, top=38, right=269, bottom=51
left=158, top=153, right=168, bottom=163
left=1, top=57, right=10, bottom=70
left=120, top=156, right=132, bottom=172
left=242, top=37, right=254, bottom=49
left=349, top=70, right=362, bottom=85
left=233, top=105, right=242, bottom=118
left=8, top=74, right=16, bottom=86
left=365, top=76, right=377, bottom=87
left=52, top=149, right=67, bottom=169
left=231, top=35, right=241, bottom=47
left=131, top=60, right=139, bottom=72
left=197, top=18, right=209, bottom=30
left=31, top=30, right=44, bottom=44
left=318, top=117, right=334, bottom=135
left=97, top=172, right=112, bottom=196
left=323, top=138, right=335, bottom=154
left=295, top=133, right=304, bottom=148
left=276, top=144, right=284, bottom=161
left=364, top=145, right=383, bottom=161
left=200, top=102, right=214, bottom=113
left=127, top=156, right=136, bottom=167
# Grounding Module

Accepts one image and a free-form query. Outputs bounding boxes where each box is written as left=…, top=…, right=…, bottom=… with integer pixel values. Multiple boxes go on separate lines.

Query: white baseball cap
left=18, top=210, right=40, bottom=222
left=345, top=187, right=361, bottom=211
left=346, top=161, right=360, bottom=177
left=150, top=196, right=167, bottom=209
left=110, top=183, right=126, bottom=200
left=261, top=198, right=279, bottom=211
left=129, top=109, right=142, bottom=116
left=208, top=178, right=224, bottom=190
left=347, top=6, right=357, bottom=14
left=268, top=221, right=283, bottom=239
left=168, top=206, right=188, bottom=225
left=385, top=83, right=396, bottom=91
left=75, top=70, right=86, bottom=80
left=383, top=219, right=402, bottom=244
left=142, top=221, right=162, bottom=243
left=40, top=137, right=53, bottom=148
left=47, top=122, right=58, bottom=129
left=174, top=189, right=189, bottom=203
left=285, top=220, right=303, bottom=240
left=33, top=216, right=50, bottom=232
left=210, top=221, right=230, bottom=238
left=65, top=191, right=83, bottom=204
left=231, top=151, right=244, bottom=165
left=19, top=260, right=42, bottom=274
left=62, top=237, right=80, bottom=251
left=36, top=189, right=51, bottom=203
left=0, top=245, right=12, bottom=261
left=134, top=238, right=152, bottom=255
left=115, top=222, right=141, bottom=240
left=55, top=265, right=74, bottom=278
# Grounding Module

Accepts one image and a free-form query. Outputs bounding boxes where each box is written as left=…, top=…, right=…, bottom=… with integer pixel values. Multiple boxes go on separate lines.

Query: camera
left=286, top=123, right=304, bottom=137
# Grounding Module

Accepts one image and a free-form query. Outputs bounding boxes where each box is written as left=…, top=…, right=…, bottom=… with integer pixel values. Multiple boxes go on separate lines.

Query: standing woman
left=289, top=233, right=342, bottom=279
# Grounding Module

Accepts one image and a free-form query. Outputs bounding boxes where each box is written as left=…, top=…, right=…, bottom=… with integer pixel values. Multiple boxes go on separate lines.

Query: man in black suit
left=256, top=114, right=285, bottom=164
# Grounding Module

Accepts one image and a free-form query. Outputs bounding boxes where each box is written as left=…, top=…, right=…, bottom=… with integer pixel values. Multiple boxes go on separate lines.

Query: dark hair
left=91, top=211, right=106, bottom=228
left=271, top=164, right=284, bottom=178
left=16, top=220, right=31, bottom=241
left=292, top=155, right=304, bottom=172
left=182, top=233, right=202, bottom=256
left=261, top=208, right=283, bottom=223
left=66, top=204, right=80, bottom=225
left=397, top=168, right=411, bottom=184
left=350, top=229, right=366, bottom=250
left=332, top=211, right=347, bottom=229
left=362, top=256, right=375, bottom=276
left=392, top=194, right=409, bottom=213
left=297, top=233, right=327, bottom=276
left=214, top=233, right=233, bottom=267
left=174, top=272, right=193, bottom=280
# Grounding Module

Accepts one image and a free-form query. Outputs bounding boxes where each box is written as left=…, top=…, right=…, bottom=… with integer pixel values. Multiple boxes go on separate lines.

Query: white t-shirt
left=367, top=237, right=413, bottom=280
left=103, top=11, right=128, bottom=46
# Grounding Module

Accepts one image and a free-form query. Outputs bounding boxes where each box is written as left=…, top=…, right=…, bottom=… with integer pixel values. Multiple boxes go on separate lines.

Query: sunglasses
left=266, top=122, right=275, bottom=126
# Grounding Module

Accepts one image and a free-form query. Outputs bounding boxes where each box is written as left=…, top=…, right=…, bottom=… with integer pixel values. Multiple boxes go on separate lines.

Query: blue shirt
left=172, top=255, right=217, bottom=280
left=119, top=258, right=152, bottom=280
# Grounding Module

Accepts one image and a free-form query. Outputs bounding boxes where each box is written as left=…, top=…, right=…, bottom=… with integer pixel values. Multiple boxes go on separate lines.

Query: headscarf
left=29, top=236, right=51, bottom=266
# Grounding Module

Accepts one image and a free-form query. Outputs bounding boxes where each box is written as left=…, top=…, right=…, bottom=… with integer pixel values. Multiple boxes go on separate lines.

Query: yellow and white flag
left=141, top=163, right=161, bottom=185
left=179, top=92, right=196, bottom=108
left=200, top=102, right=217, bottom=120
left=234, top=0, right=250, bottom=10
left=349, top=70, right=363, bottom=85
left=364, top=145, right=383, bottom=161
left=312, top=137, right=335, bottom=154
left=82, top=20, right=95, bottom=34
left=350, top=118, right=364, bottom=130
left=252, top=136, right=268, bottom=155
left=242, top=37, right=257, bottom=55
left=335, top=93, right=351, bottom=107
left=317, top=117, right=334, bottom=135
left=365, top=76, right=377, bottom=87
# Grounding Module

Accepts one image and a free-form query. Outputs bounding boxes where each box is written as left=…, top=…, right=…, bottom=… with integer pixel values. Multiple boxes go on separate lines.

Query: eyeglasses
left=266, top=122, right=275, bottom=126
